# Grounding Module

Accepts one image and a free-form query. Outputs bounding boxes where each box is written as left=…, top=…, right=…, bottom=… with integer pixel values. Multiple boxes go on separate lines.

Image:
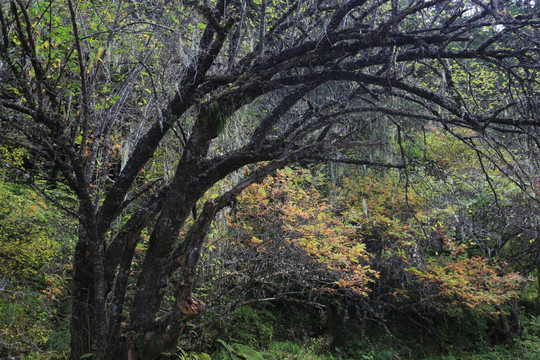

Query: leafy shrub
left=228, top=306, right=276, bottom=347
left=0, top=182, right=61, bottom=279
left=232, top=167, right=376, bottom=295
left=0, top=180, right=74, bottom=358
left=0, top=287, right=57, bottom=358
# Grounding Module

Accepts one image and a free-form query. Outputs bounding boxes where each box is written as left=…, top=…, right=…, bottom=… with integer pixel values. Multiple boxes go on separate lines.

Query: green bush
left=0, top=182, right=62, bottom=279
left=0, top=289, right=55, bottom=358
left=228, top=306, right=276, bottom=347
left=0, top=180, right=74, bottom=358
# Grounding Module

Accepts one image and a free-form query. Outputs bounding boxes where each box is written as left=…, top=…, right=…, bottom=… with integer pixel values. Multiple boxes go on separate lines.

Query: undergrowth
left=187, top=305, right=540, bottom=360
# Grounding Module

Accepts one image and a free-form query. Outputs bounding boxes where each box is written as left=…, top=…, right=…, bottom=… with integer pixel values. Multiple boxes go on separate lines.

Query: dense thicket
left=1, top=0, right=539, bottom=359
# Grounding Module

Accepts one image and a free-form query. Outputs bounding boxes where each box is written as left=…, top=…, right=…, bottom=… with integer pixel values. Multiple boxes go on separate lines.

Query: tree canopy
left=1, top=0, right=539, bottom=359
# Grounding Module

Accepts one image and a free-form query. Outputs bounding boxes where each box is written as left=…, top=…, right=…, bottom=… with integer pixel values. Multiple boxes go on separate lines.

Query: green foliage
left=45, top=315, right=71, bottom=355
left=206, top=304, right=540, bottom=359
left=175, top=347, right=212, bottom=360
left=213, top=338, right=328, bottom=360
left=0, top=145, right=26, bottom=170
left=227, top=306, right=276, bottom=347
left=332, top=337, right=372, bottom=360
left=425, top=316, right=540, bottom=360
left=0, top=182, right=61, bottom=279
left=0, top=285, right=69, bottom=359
left=0, top=179, right=74, bottom=358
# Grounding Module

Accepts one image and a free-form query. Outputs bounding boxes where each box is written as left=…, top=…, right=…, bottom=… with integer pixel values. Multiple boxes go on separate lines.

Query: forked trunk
left=69, top=217, right=208, bottom=359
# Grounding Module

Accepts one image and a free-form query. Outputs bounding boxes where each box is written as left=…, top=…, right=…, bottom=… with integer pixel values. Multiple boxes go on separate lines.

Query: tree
left=1, top=0, right=539, bottom=358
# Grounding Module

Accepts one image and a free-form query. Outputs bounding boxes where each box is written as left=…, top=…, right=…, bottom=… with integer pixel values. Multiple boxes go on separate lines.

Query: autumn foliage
left=230, top=166, right=526, bottom=317
left=232, top=167, right=376, bottom=296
